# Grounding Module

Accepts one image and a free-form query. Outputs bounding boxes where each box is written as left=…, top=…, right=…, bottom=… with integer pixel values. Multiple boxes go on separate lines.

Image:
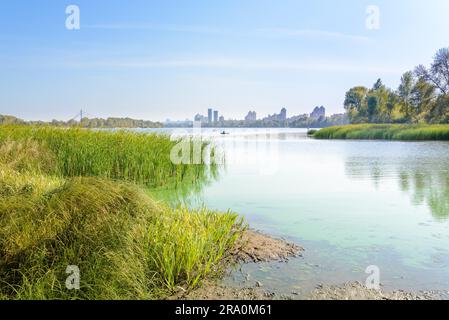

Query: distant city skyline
left=185, top=105, right=331, bottom=124
left=1, top=1, right=449, bottom=121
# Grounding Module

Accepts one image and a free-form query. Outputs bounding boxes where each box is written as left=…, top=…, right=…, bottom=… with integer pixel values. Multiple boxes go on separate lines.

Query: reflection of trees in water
left=399, top=168, right=449, bottom=221
left=150, top=139, right=225, bottom=207
left=345, top=157, right=449, bottom=220
left=344, top=158, right=393, bottom=189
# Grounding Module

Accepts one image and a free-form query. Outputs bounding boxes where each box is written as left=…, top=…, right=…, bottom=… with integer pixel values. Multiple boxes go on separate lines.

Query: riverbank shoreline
left=313, top=124, right=449, bottom=141
left=181, top=269, right=447, bottom=301
left=176, top=231, right=447, bottom=301
left=177, top=281, right=445, bottom=301
left=172, top=230, right=303, bottom=300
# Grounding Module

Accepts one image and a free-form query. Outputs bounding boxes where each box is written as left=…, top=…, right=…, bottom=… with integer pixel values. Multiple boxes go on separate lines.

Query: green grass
left=313, top=124, right=449, bottom=141
left=0, top=125, right=211, bottom=187
left=0, top=126, right=245, bottom=300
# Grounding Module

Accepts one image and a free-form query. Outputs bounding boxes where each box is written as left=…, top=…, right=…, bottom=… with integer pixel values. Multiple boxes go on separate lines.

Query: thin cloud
left=60, top=57, right=403, bottom=75
left=84, top=23, right=232, bottom=35
left=84, top=23, right=371, bottom=42
left=258, top=28, right=371, bottom=42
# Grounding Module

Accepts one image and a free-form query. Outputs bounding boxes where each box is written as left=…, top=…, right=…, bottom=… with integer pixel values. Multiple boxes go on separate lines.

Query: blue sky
left=1, top=0, right=448, bottom=121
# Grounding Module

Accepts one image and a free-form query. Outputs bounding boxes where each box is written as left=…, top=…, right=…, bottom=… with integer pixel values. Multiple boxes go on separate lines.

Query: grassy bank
left=0, top=126, right=212, bottom=187
left=313, top=124, right=449, bottom=141
left=0, top=126, right=244, bottom=300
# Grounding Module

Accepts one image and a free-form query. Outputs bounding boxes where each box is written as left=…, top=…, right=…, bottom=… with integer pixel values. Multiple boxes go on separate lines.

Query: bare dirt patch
left=231, top=230, right=303, bottom=263
left=173, top=281, right=276, bottom=300
left=177, top=281, right=442, bottom=300
left=306, top=282, right=441, bottom=300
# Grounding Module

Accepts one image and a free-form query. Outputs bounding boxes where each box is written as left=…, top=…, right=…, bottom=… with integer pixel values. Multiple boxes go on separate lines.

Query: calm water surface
left=150, top=128, right=449, bottom=296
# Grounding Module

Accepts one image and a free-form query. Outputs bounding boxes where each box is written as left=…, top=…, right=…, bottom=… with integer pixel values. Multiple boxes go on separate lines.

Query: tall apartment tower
left=208, top=109, right=213, bottom=123
left=280, top=108, right=287, bottom=121
left=213, top=111, right=219, bottom=123
left=245, top=111, right=257, bottom=122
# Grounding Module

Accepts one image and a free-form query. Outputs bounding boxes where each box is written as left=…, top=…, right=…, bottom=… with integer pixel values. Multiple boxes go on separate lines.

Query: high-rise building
left=310, top=106, right=326, bottom=119
left=208, top=109, right=213, bottom=123
left=245, top=111, right=257, bottom=122
left=214, top=111, right=219, bottom=123
left=194, top=114, right=207, bottom=123
left=262, top=108, right=287, bottom=122
left=280, top=108, right=287, bottom=121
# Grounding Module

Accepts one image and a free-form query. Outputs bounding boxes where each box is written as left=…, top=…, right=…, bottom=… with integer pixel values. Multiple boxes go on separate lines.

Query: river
left=148, top=128, right=449, bottom=297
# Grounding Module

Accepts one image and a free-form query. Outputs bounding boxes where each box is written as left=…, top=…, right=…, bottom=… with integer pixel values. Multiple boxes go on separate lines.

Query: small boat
left=220, top=131, right=230, bottom=135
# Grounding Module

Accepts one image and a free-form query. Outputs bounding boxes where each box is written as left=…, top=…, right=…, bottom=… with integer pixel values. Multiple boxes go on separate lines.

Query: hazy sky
left=1, top=0, right=448, bottom=121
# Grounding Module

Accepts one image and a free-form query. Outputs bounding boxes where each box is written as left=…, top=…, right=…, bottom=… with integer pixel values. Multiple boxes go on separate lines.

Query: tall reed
left=0, top=126, right=212, bottom=187
left=314, top=124, right=449, bottom=141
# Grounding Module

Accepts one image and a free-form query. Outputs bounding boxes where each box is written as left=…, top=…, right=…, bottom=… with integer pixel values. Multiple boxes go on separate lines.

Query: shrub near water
left=0, top=126, right=244, bottom=300
left=314, top=124, right=449, bottom=141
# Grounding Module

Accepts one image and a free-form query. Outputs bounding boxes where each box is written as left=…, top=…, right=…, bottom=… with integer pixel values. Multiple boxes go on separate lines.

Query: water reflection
left=151, top=162, right=222, bottom=207
left=345, top=155, right=449, bottom=220
left=399, top=167, right=449, bottom=220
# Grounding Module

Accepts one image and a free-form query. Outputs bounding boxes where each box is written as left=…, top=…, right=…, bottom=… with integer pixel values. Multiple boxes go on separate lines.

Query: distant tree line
left=344, top=48, right=449, bottom=124
left=0, top=115, right=26, bottom=125
left=77, top=117, right=163, bottom=128
left=193, top=114, right=348, bottom=129
left=287, top=113, right=348, bottom=128
left=0, top=115, right=163, bottom=128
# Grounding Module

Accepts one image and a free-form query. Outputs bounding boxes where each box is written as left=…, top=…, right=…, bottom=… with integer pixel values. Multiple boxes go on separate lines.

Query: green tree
left=411, top=78, right=437, bottom=123
left=366, top=95, right=379, bottom=123
left=370, top=79, right=392, bottom=123
left=427, top=94, right=449, bottom=124
left=344, top=86, right=368, bottom=123
left=373, top=78, right=384, bottom=91
left=398, top=71, right=416, bottom=121
left=415, top=48, right=449, bottom=95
